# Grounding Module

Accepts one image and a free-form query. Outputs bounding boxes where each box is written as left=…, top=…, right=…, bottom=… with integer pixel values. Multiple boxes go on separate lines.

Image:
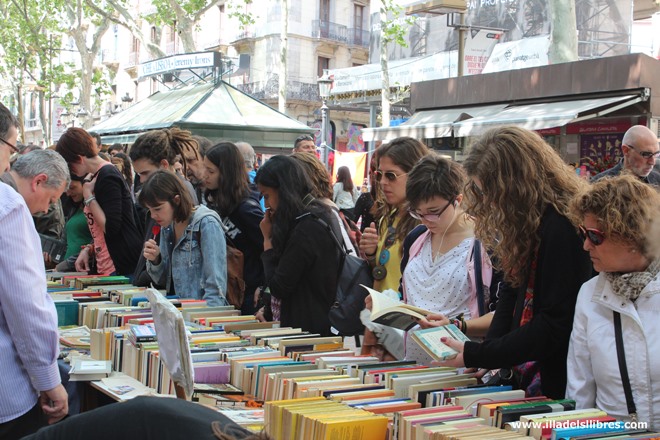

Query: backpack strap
left=613, top=311, right=638, bottom=422
left=473, top=240, right=485, bottom=317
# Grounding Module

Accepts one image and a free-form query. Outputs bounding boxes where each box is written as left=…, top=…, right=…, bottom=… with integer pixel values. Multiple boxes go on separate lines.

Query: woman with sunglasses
left=435, top=127, right=592, bottom=399
left=566, top=175, right=660, bottom=429
left=359, top=137, right=429, bottom=358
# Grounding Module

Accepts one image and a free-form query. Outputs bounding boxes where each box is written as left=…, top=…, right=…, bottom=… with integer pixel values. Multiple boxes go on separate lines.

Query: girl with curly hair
left=436, top=126, right=593, bottom=399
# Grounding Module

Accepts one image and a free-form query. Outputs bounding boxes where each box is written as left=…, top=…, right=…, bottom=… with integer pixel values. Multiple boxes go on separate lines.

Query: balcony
left=312, top=20, right=348, bottom=44
left=348, top=28, right=369, bottom=48
left=126, top=51, right=140, bottom=68
left=237, top=78, right=320, bottom=103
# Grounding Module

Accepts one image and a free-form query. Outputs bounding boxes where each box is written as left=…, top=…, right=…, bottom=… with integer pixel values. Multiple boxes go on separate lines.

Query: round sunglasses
left=578, top=225, right=606, bottom=246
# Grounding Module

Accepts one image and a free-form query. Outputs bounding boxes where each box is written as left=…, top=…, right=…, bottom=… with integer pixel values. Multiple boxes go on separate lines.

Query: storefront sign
left=566, top=119, right=632, bottom=135
left=138, top=52, right=221, bottom=79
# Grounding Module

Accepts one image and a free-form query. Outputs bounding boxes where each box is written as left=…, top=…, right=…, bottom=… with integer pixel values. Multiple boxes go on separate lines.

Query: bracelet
left=83, top=195, right=96, bottom=206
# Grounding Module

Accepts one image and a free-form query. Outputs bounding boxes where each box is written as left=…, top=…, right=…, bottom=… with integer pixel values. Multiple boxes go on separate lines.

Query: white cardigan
left=566, top=273, right=660, bottom=429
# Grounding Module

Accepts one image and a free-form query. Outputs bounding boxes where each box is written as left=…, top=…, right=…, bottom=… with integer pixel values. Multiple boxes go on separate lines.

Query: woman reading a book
left=56, top=128, right=142, bottom=277
left=432, top=127, right=592, bottom=400
left=203, top=142, right=264, bottom=315
left=359, top=137, right=429, bottom=359
left=255, top=155, right=342, bottom=336
left=141, top=170, right=229, bottom=307
left=566, top=175, right=660, bottom=429
left=396, top=153, right=488, bottom=364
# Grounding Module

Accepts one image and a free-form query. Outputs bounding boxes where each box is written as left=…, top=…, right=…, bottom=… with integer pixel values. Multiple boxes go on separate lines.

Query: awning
left=91, top=81, right=314, bottom=148
left=454, top=94, right=643, bottom=137
left=361, top=103, right=507, bottom=142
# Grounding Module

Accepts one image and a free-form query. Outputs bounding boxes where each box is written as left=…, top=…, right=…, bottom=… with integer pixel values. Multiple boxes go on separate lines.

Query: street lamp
left=317, top=74, right=333, bottom=168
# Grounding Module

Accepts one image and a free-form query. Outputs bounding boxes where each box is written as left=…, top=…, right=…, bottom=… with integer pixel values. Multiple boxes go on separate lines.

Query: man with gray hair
left=0, top=132, right=68, bottom=437
left=592, top=125, right=660, bottom=184
left=235, top=141, right=257, bottom=183
left=1, top=149, right=70, bottom=216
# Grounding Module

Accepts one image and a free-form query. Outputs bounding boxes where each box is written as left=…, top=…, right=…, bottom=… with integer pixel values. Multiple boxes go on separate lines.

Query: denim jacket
left=147, top=205, right=228, bottom=306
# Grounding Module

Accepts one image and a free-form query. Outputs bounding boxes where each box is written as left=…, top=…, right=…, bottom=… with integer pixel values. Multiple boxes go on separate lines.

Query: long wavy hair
left=375, top=137, right=429, bottom=243
left=463, top=126, right=585, bottom=287
left=291, top=152, right=333, bottom=199
left=204, top=142, right=250, bottom=217
left=128, top=127, right=200, bottom=177
left=336, top=166, right=355, bottom=193
left=255, top=155, right=325, bottom=254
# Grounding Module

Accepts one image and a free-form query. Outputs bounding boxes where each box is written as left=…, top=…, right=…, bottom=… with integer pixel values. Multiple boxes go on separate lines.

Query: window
left=319, top=0, right=330, bottom=22
left=318, top=57, right=330, bottom=78
left=354, top=4, right=364, bottom=45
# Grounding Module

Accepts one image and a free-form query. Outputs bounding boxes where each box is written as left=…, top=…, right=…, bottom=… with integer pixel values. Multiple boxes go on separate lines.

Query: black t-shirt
left=94, top=165, right=142, bottom=276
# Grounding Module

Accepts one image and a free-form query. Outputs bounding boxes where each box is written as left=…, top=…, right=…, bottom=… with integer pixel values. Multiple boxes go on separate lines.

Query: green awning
left=91, top=81, right=314, bottom=148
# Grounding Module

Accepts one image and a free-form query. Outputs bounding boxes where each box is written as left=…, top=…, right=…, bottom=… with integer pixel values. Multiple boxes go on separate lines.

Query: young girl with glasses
left=397, top=154, right=492, bottom=364
left=141, top=170, right=229, bottom=307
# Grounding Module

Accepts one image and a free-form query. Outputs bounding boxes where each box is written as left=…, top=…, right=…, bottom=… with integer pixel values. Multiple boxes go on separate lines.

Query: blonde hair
left=463, top=126, right=586, bottom=287
left=291, top=152, right=332, bottom=199
left=569, top=173, right=660, bottom=257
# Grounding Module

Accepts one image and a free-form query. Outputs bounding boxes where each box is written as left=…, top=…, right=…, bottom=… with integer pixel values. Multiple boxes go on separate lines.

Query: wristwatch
left=83, top=195, right=96, bottom=206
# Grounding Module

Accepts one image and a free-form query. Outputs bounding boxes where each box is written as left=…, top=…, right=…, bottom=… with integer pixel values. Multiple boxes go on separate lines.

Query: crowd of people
left=1, top=97, right=660, bottom=438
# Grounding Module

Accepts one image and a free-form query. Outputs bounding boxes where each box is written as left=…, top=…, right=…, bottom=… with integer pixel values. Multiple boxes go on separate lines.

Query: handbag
left=312, top=214, right=373, bottom=336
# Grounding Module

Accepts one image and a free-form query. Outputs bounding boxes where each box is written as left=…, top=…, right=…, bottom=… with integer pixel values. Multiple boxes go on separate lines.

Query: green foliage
left=380, top=0, right=417, bottom=47
left=227, top=0, right=256, bottom=29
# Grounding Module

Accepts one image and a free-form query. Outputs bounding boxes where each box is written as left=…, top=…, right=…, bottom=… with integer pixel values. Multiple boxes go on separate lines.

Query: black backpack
left=312, top=214, right=373, bottom=336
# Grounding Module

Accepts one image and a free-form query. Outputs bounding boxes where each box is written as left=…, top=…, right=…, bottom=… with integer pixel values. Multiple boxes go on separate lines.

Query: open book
left=362, top=285, right=432, bottom=331
left=410, top=324, right=471, bottom=361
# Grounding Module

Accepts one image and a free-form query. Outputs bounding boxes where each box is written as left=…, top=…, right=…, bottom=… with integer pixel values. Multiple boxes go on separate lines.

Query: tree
left=549, top=0, right=578, bottom=63
left=378, top=0, right=416, bottom=128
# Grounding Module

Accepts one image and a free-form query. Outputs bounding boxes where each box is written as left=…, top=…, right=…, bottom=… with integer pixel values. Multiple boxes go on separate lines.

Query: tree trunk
left=548, top=0, right=578, bottom=64
left=279, top=0, right=288, bottom=114
left=379, top=5, right=390, bottom=128
left=16, top=83, right=25, bottom=142
left=176, top=14, right=197, bottom=53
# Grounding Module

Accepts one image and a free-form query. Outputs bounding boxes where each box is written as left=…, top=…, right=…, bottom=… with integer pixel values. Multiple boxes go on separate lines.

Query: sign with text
left=138, top=52, right=221, bottom=79
left=482, top=35, right=550, bottom=73
left=463, top=30, right=503, bottom=75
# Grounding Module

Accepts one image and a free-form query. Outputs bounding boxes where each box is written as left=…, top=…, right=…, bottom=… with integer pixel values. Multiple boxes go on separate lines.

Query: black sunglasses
left=578, top=225, right=606, bottom=246
left=0, top=136, right=19, bottom=154
left=375, top=170, right=407, bottom=182
left=626, top=144, right=660, bottom=160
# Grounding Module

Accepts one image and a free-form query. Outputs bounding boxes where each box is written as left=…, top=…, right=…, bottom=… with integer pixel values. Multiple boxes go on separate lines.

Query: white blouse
left=332, top=182, right=359, bottom=210
left=403, top=235, right=474, bottom=364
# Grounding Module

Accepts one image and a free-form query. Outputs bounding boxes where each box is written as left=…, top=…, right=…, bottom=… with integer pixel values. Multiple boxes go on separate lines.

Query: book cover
left=410, top=324, right=472, bottom=361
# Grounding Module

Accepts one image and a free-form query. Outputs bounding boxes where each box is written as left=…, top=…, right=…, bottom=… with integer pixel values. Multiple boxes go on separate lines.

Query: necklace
left=372, top=209, right=398, bottom=280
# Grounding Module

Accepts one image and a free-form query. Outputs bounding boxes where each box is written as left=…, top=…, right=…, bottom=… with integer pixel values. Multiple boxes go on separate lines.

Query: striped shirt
left=0, top=183, right=61, bottom=423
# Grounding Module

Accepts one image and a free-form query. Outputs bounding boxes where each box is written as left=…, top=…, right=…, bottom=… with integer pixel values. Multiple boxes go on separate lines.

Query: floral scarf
left=606, top=258, right=660, bottom=302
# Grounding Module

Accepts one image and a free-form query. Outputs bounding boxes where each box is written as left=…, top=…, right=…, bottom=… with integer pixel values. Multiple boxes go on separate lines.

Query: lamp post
left=317, top=74, right=333, bottom=168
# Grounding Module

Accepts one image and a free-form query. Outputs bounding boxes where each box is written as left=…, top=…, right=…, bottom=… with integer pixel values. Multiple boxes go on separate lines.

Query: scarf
left=606, top=258, right=660, bottom=302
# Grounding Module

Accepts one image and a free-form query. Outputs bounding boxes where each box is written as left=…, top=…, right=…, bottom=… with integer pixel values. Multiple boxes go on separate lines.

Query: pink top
left=85, top=163, right=116, bottom=275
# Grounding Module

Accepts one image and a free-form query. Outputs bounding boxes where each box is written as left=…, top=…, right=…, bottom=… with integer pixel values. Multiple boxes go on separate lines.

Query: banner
left=482, top=35, right=550, bottom=73
left=463, top=30, right=503, bottom=75
left=51, top=100, right=66, bottom=143
left=332, top=152, right=367, bottom=188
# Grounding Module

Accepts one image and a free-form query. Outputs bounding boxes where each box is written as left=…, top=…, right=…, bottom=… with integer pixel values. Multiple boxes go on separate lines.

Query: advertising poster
left=580, top=133, right=623, bottom=174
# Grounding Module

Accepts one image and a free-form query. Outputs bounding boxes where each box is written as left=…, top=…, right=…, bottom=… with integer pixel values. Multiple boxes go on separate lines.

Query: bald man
left=592, top=125, right=660, bottom=185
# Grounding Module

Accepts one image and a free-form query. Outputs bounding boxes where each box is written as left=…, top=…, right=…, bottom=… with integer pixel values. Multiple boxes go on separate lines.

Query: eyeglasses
left=409, top=198, right=455, bottom=222
left=626, top=144, right=660, bottom=160
left=0, top=136, right=19, bottom=154
left=578, top=225, right=606, bottom=246
left=375, top=170, right=408, bottom=182
left=470, top=181, right=485, bottom=198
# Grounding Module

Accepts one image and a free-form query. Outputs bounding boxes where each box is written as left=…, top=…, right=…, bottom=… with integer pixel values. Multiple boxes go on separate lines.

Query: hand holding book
left=410, top=324, right=470, bottom=367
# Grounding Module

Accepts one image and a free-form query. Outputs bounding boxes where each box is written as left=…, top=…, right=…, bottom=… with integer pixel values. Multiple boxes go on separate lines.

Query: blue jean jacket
left=147, top=205, right=228, bottom=306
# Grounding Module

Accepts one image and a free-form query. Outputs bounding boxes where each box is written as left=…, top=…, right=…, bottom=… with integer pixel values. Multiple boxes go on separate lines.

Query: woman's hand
left=430, top=337, right=466, bottom=368
left=364, top=294, right=373, bottom=311
left=82, top=173, right=96, bottom=200
left=75, top=247, right=91, bottom=272
left=359, top=222, right=379, bottom=258
left=260, top=208, right=274, bottom=250
left=416, top=312, right=450, bottom=329
left=143, top=239, right=161, bottom=262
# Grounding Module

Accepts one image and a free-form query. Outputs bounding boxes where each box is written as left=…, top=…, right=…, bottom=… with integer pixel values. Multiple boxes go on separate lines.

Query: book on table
left=68, top=357, right=112, bottom=381
left=410, top=324, right=471, bottom=361
left=362, top=285, right=432, bottom=331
